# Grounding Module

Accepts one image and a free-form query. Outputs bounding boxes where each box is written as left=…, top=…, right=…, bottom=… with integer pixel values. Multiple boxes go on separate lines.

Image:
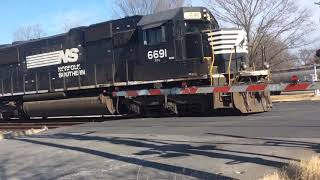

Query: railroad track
left=0, top=117, right=112, bottom=132
left=0, top=122, right=84, bottom=131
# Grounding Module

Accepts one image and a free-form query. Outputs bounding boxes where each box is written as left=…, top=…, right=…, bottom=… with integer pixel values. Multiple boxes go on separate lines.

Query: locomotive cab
left=134, top=7, right=250, bottom=82
left=134, top=7, right=220, bottom=81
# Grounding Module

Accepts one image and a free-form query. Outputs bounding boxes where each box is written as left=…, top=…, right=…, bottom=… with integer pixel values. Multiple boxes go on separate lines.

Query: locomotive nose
left=206, top=29, right=249, bottom=73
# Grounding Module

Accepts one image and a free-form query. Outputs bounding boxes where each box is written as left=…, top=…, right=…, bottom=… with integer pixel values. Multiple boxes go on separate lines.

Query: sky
left=0, top=0, right=319, bottom=44
left=0, top=0, right=112, bottom=43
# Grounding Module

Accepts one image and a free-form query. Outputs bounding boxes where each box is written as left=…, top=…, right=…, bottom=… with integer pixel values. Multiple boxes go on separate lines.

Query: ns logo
left=26, top=47, right=81, bottom=69
left=58, top=48, right=80, bottom=63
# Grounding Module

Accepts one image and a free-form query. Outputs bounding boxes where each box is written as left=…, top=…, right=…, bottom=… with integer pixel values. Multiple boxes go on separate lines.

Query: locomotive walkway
left=0, top=101, right=320, bottom=179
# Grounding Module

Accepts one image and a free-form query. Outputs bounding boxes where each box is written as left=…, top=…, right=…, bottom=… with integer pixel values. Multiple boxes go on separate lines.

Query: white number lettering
left=147, top=49, right=168, bottom=61
left=147, top=51, right=153, bottom=59
left=159, top=49, right=164, bottom=58
left=153, top=50, right=159, bottom=59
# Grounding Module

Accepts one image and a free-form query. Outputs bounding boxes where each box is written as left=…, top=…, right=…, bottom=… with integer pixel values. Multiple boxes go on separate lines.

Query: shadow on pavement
left=13, top=132, right=301, bottom=178
left=0, top=158, right=8, bottom=179
left=206, top=133, right=320, bottom=154
left=14, top=131, right=319, bottom=179
left=49, top=133, right=289, bottom=168
left=15, top=138, right=234, bottom=180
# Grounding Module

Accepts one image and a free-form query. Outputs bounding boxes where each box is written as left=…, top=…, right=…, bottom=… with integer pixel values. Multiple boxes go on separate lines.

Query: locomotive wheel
left=18, top=111, right=30, bottom=120
left=1, top=112, right=16, bottom=121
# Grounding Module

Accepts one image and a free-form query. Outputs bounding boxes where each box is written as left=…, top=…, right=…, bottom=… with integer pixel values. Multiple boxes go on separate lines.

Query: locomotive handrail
left=208, top=30, right=216, bottom=86
left=228, top=48, right=234, bottom=86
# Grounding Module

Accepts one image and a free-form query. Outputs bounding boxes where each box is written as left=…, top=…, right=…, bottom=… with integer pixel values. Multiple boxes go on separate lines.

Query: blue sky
left=0, top=0, right=204, bottom=44
left=0, top=0, right=318, bottom=44
left=0, top=0, right=113, bottom=43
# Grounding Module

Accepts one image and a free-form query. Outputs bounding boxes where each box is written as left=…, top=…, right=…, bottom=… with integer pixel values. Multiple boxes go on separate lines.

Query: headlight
left=241, top=62, right=248, bottom=70
left=263, top=62, right=270, bottom=69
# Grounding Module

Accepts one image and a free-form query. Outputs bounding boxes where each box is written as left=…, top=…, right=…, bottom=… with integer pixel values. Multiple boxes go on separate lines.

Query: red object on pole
left=290, top=75, right=299, bottom=83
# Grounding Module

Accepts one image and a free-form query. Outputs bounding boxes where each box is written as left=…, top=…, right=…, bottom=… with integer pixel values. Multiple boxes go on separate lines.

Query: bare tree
left=253, top=34, right=296, bottom=69
left=204, top=0, right=313, bottom=69
left=113, top=0, right=187, bottom=17
left=62, top=20, right=81, bottom=32
left=298, top=48, right=320, bottom=65
left=13, top=24, right=46, bottom=41
left=298, top=49, right=315, bottom=65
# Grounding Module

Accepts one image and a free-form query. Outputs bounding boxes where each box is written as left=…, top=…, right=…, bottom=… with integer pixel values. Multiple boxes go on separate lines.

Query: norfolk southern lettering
left=58, top=64, right=86, bottom=78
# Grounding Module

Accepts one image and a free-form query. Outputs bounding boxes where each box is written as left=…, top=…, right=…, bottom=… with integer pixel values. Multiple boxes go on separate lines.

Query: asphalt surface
left=50, top=101, right=320, bottom=138
left=0, top=101, right=320, bottom=180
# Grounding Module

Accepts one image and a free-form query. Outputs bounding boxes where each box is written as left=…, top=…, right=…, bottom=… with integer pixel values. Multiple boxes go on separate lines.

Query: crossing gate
left=112, top=82, right=320, bottom=97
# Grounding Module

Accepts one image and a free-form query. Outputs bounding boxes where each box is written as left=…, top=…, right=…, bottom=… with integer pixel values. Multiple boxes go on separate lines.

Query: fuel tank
left=23, top=95, right=115, bottom=117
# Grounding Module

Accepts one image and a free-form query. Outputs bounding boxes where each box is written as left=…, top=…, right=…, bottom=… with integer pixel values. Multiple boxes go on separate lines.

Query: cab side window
left=143, top=26, right=166, bottom=45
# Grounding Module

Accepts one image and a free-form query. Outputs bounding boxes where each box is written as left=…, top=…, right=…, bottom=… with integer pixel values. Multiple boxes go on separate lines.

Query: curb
left=0, top=126, right=48, bottom=140
left=271, top=93, right=320, bottom=103
left=271, top=97, right=320, bottom=103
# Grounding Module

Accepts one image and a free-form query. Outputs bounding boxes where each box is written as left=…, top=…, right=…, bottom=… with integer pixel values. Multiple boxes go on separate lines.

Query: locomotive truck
left=0, top=7, right=272, bottom=119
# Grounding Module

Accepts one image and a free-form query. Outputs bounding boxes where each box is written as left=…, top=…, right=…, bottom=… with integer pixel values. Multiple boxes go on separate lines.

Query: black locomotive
left=0, top=7, right=256, bottom=119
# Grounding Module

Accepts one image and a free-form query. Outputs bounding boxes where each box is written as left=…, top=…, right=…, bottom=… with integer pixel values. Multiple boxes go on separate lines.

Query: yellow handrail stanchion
left=228, top=48, right=233, bottom=86
left=209, top=46, right=215, bottom=86
left=208, top=32, right=216, bottom=86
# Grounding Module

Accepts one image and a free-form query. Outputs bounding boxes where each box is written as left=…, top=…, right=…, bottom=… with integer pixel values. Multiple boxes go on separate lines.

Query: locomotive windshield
left=143, top=26, right=166, bottom=45
left=185, top=21, right=212, bottom=32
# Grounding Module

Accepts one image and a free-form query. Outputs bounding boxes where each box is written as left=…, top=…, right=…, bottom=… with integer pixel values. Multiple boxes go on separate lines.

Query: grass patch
left=260, top=156, right=320, bottom=180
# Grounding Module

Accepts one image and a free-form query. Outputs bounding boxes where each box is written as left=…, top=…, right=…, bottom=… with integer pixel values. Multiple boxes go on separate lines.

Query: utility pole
left=313, top=64, right=319, bottom=95
left=314, top=2, right=320, bottom=95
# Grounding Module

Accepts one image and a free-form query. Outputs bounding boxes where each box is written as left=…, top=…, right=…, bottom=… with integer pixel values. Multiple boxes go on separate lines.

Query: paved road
left=51, top=101, right=320, bottom=138
left=0, top=101, right=320, bottom=180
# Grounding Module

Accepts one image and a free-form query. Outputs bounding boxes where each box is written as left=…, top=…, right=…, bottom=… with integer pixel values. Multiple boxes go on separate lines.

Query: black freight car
left=0, top=7, right=270, bottom=119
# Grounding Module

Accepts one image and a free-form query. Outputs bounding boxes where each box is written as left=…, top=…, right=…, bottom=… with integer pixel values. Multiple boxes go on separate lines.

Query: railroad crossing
left=1, top=101, right=320, bottom=179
